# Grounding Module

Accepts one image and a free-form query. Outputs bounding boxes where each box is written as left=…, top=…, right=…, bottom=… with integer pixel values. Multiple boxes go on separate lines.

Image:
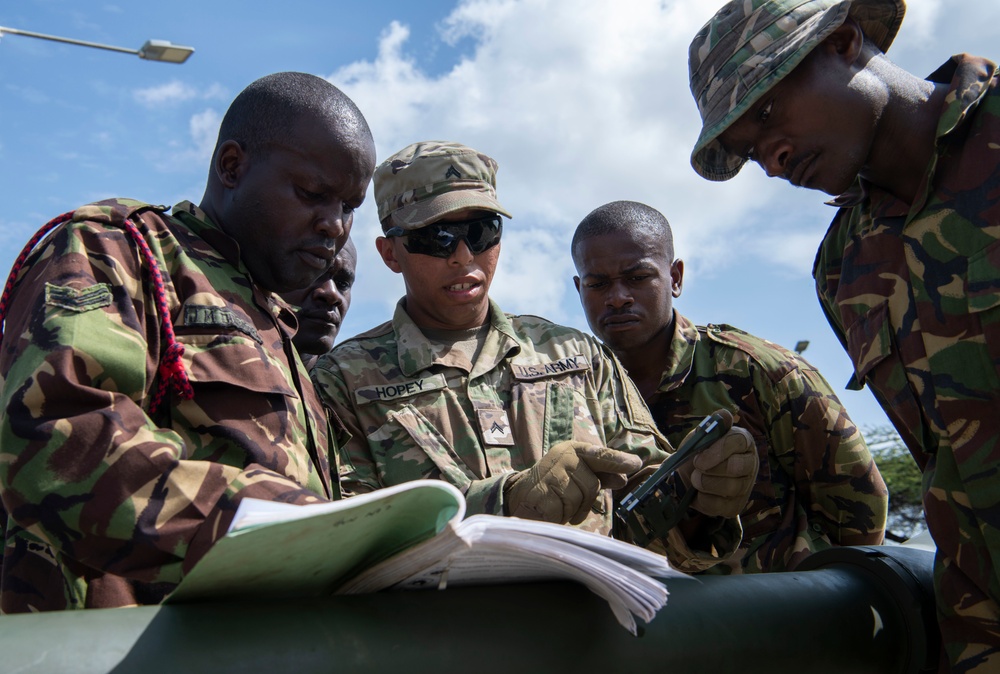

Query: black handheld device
left=616, top=409, right=734, bottom=540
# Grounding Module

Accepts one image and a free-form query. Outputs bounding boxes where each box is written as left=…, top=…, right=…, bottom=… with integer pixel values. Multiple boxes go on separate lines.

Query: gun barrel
left=0, top=545, right=937, bottom=674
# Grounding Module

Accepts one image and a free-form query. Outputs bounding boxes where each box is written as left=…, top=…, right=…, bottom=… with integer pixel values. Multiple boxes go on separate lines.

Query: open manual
left=167, top=480, right=688, bottom=634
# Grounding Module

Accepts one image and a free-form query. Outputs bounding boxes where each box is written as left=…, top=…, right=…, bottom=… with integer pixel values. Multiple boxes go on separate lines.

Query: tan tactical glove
left=678, top=426, right=758, bottom=519
left=504, top=441, right=642, bottom=525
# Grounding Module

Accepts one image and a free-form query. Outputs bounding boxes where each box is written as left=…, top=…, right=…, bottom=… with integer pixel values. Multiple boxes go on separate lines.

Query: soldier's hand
left=504, top=441, right=642, bottom=525
left=678, top=426, right=758, bottom=519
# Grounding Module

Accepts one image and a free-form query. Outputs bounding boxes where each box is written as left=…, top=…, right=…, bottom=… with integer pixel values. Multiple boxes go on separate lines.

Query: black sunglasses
left=385, top=215, right=503, bottom=258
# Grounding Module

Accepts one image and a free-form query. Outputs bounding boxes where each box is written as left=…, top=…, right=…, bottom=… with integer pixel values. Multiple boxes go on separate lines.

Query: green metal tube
left=0, top=545, right=936, bottom=673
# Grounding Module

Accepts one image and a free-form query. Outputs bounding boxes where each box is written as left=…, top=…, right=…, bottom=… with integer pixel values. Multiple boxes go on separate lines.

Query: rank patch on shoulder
left=355, top=373, right=447, bottom=405
left=511, top=355, right=589, bottom=380
left=478, top=407, right=514, bottom=446
left=45, top=282, right=113, bottom=313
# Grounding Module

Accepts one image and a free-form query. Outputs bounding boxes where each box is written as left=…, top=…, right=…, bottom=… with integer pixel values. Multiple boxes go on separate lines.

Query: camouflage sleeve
left=764, top=361, right=888, bottom=546
left=595, top=348, right=743, bottom=569
left=310, top=358, right=382, bottom=497
left=0, top=219, right=326, bottom=586
left=592, top=345, right=671, bottom=463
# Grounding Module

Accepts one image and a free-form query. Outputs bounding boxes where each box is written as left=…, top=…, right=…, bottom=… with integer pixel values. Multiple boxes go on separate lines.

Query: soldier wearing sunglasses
left=312, top=141, right=760, bottom=572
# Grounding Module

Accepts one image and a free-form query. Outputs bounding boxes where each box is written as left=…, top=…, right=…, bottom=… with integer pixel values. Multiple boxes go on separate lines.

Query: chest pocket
left=179, top=332, right=296, bottom=396
left=172, top=330, right=330, bottom=498
left=843, top=301, right=932, bottom=466
left=510, top=355, right=600, bottom=455
left=368, top=403, right=476, bottom=491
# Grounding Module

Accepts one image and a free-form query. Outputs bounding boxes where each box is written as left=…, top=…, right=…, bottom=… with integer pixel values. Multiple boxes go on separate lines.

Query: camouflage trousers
left=925, top=446, right=1000, bottom=672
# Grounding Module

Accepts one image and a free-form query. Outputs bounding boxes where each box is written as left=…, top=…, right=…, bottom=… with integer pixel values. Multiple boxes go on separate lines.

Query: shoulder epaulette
left=0, top=200, right=193, bottom=416
left=702, top=323, right=800, bottom=382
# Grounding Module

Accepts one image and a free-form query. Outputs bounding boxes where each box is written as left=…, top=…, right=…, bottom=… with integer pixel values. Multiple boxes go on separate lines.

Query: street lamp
left=0, top=25, right=193, bottom=63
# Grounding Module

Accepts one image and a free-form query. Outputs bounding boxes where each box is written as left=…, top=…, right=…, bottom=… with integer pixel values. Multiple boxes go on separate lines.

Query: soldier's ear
left=376, top=236, right=403, bottom=274
left=215, top=140, right=248, bottom=189
left=819, top=18, right=865, bottom=66
left=671, top=259, right=684, bottom=298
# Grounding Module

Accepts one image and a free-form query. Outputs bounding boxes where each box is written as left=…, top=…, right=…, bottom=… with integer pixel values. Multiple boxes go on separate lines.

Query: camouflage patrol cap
left=374, top=140, right=513, bottom=230
left=689, top=0, right=905, bottom=181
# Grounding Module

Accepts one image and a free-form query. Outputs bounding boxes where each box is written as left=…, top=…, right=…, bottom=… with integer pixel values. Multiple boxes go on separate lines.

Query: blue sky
left=2, top=0, right=998, bottom=435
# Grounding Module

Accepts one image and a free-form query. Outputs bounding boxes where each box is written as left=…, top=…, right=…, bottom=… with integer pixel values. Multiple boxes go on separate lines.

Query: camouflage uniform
left=0, top=199, right=336, bottom=613
left=646, top=312, right=887, bottom=575
left=313, top=299, right=741, bottom=573
left=814, top=56, right=1000, bottom=669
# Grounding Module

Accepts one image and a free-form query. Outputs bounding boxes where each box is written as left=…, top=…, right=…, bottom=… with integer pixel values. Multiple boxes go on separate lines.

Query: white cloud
left=133, top=80, right=228, bottom=108
left=329, top=0, right=791, bottom=324
left=189, top=108, right=222, bottom=162
left=321, top=0, right=999, bottom=435
left=202, top=82, right=228, bottom=101
left=124, top=106, right=221, bottom=178
left=134, top=80, right=199, bottom=106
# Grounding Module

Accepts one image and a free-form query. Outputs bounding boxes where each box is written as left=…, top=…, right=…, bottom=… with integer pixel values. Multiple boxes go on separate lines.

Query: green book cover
left=166, top=480, right=465, bottom=602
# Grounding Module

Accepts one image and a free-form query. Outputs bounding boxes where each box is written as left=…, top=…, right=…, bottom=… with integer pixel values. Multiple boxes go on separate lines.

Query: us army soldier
left=312, top=141, right=759, bottom=573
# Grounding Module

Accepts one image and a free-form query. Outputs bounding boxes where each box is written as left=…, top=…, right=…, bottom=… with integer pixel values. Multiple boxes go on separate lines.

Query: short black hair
left=214, top=71, right=372, bottom=160
left=571, top=200, right=674, bottom=264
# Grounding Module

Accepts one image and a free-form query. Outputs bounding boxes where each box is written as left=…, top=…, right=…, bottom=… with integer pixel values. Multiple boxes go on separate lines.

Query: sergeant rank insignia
left=477, top=407, right=514, bottom=446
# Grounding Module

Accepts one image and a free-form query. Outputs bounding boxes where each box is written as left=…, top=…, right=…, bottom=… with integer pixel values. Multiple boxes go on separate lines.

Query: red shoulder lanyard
left=0, top=210, right=194, bottom=416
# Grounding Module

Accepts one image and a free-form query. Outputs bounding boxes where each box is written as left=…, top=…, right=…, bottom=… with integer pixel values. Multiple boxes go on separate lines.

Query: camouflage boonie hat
left=374, top=140, right=513, bottom=230
left=689, top=0, right=905, bottom=181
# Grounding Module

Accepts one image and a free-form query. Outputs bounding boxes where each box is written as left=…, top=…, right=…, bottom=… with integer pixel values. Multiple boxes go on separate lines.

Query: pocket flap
left=178, top=333, right=296, bottom=396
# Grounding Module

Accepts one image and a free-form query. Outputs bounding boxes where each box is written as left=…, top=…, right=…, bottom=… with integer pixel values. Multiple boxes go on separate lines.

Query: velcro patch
left=511, top=355, right=589, bottom=380
left=478, top=407, right=514, bottom=445
left=45, top=282, right=112, bottom=312
left=183, top=304, right=262, bottom=343
left=355, top=373, right=447, bottom=405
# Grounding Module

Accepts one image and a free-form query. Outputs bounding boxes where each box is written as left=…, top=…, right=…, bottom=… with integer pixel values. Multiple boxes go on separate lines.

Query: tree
left=865, top=425, right=926, bottom=543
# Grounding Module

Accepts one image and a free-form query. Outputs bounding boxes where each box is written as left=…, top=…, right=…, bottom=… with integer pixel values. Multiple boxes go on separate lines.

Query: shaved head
left=212, top=71, right=373, bottom=164
left=571, top=200, right=674, bottom=267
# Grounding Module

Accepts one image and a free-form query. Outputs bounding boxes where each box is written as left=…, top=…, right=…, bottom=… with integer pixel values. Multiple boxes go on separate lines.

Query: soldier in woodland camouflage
left=0, top=72, right=376, bottom=612
left=312, top=141, right=761, bottom=573
left=689, top=0, right=1000, bottom=669
left=281, top=237, right=358, bottom=370
left=572, top=200, right=887, bottom=574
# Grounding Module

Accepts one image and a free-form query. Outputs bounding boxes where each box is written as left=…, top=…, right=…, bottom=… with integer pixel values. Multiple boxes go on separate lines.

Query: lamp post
left=0, top=25, right=193, bottom=63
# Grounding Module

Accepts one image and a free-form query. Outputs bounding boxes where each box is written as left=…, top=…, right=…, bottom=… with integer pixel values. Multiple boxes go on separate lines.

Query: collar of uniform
left=656, top=310, right=698, bottom=394
left=392, top=297, right=520, bottom=376
left=170, top=201, right=244, bottom=268
left=907, top=55, right=997, bottom=218
left=825, top=55, right=998, bottom=214
left=473, top=299, right=521, bottom=378
left=170, top=201, right=246, bottom=276
left=271, top=292, right=300, bottom=330
left=825, top=181, right=867, bottom=209
left=171, top=201, right=292, bottom=320
left=931, top=55, right=997, bottom=140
